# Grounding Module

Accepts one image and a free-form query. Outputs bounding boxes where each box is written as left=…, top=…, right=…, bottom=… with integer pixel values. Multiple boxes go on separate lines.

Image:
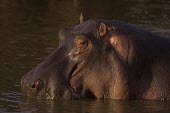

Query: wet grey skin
left=21, top=19, right=170, bottom=100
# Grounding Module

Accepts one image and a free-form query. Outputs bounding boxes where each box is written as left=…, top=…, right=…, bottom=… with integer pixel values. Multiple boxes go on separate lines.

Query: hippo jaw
left=21, top=59, right=84, bottom=100
left=21, top=62, right=82, bottom=99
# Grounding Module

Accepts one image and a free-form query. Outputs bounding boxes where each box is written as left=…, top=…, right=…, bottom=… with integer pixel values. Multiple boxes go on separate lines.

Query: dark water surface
left=0, top=0, right=170, bottom=112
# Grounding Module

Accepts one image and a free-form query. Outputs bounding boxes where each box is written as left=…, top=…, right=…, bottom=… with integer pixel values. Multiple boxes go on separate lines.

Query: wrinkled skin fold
left=21, top=19, right=170, bottom=100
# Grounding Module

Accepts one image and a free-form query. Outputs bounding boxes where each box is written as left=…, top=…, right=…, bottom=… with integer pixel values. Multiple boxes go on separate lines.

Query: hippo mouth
left=70, top=61, right=84, bottom=78
left=67, top=61, right=85, bottom=99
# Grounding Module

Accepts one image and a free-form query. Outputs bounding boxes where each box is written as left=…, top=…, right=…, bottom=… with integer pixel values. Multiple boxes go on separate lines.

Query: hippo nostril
left=31, top=79, right=43, bottom=89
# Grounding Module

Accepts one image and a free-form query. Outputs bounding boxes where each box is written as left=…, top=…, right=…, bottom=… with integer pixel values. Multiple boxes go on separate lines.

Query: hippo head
left=21, top=19, right=129, bottom=99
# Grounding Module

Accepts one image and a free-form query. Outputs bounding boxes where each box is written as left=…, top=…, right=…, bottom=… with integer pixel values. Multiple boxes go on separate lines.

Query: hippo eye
left=74, top=35, right=88, bottom=47
left=31, top=79, right=43, bottom=89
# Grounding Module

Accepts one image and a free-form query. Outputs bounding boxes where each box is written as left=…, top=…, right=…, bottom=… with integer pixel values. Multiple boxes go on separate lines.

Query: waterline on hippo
left=21, top=19, right=170, bottom=100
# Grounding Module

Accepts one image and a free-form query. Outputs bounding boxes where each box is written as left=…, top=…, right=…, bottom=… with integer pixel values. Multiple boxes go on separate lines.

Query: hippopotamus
left=21, top=17, right=170, bottom=100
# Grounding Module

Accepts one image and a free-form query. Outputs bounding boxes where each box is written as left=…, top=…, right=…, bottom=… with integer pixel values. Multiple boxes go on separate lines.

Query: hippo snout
left=21, top=67, right=46, bottom=98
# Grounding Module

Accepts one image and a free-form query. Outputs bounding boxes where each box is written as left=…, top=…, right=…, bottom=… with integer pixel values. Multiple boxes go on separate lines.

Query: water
left=0, top=0, right=170, bottom=112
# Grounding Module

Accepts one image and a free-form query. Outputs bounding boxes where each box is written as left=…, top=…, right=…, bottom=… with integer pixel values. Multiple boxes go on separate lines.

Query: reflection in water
left=0, top=0, right=169, bottom=112
left=19, top=99, right=170, bottom=113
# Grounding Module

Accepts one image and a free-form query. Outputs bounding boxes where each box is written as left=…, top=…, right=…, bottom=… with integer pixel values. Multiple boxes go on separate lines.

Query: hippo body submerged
left=21, top=19, right=170, bottom=100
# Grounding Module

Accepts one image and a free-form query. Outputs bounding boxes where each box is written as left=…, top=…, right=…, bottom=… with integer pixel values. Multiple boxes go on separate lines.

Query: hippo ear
left=80, top=13, right=83, bottom=24
left=99, top=23, right=107, bottom=37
